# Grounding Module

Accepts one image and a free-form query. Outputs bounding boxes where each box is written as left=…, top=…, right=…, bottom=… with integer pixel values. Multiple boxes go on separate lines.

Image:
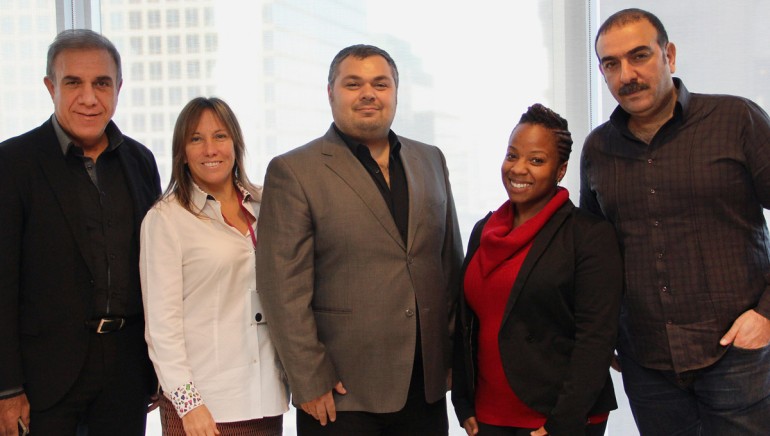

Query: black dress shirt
left=55, top=117, right=139, bottom=318
left=580, top=78, right=770, bottom=373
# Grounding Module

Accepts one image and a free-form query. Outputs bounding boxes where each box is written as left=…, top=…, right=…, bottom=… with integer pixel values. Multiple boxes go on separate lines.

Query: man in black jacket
left=0, top=29, right=161, bottom=435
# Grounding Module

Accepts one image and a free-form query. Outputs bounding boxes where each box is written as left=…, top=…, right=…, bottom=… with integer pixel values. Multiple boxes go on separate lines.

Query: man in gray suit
left=256, top=44, right=463, bottom=435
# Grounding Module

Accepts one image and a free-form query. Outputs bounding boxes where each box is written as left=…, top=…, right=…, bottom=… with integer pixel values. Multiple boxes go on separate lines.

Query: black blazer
left=452, top=200, right=623, bottom=435
left=0, top=119, right=161, bottom=409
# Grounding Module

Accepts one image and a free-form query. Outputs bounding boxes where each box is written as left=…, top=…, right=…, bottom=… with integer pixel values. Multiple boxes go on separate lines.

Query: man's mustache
left=618, top=82, right=650, bottom=96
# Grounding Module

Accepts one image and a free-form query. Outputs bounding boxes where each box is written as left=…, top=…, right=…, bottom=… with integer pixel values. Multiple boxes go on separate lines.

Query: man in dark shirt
left=0, top=29, right=160, bottom=435
left=256, top=44, right=463, bottom=435
left=581, top=8, right=770, bottom=435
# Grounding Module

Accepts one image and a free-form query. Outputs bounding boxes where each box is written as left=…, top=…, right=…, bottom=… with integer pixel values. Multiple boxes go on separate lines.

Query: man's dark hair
left=328, top=44, right=399, bottom=88
left=594, top=8, right=669, bottom=55
left=518, top=103, right=573, bottom=163
left=47, top=29, right=122, bottom=83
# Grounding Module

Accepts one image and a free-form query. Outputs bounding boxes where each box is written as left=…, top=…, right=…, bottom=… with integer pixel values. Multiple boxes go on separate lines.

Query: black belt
left=85, top=315, right=140, bottom=334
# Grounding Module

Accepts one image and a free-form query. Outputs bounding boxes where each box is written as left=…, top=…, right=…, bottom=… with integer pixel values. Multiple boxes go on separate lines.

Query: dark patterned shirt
left=580, top=78, right=770, bottom=373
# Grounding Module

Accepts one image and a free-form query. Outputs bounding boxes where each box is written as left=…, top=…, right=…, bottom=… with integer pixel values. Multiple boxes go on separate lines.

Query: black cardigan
left=451, top=200, right=623, bottom=435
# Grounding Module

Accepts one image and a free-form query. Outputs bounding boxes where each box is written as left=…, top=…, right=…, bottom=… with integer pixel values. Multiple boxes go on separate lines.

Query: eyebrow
left=192, top=128, right=227, bottom=134
left=340, top=74, right=393, bottom=82
left=60, top=75, right=114, bottom=84
left=600, top=45, right=652, bottom=63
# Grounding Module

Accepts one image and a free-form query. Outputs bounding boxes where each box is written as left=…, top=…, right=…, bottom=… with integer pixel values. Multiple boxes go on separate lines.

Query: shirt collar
left=190, top=181, right=254, bottom=211
left=609, top=77, right=689, bottom=136
left=52, top=114, right=124, bottom=156
left=332, top=123, right=402, bottom=157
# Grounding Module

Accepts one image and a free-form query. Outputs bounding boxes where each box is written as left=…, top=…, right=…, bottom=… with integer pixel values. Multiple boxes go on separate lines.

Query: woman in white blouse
left=140, top=97, right=288, bottom=436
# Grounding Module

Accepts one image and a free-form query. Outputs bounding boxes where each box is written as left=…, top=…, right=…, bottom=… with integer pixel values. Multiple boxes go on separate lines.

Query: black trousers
left=296, top=394, right=448, bottom=436
left=29, top=323, right=152, bottom=435
left=297, top=349, right=448, bottom=436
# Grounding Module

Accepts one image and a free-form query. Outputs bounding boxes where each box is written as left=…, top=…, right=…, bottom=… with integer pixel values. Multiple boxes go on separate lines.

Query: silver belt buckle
left=96, top=317, right=125, bottom=333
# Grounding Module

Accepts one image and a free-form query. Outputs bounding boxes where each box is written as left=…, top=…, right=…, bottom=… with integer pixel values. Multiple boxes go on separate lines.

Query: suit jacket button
left=525, top=335, right=534, bottom=342
left=405, top=309, right=414, bottom=317
left=255, top=313, right=263, bottom=322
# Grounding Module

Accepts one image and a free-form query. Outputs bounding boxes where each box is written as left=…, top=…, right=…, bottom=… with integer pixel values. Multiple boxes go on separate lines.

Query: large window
left=97, top=0, right=592, bottom=243
left=0, top=0, right=593, bottom=243
left=0, top=1, right=55, bottom=139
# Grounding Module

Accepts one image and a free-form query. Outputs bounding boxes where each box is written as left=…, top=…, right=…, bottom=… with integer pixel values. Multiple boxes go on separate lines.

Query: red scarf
left=477, top=188, right=570, bottom=277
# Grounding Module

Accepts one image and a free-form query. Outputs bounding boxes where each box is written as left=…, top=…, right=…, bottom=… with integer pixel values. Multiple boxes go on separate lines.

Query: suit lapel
left=500, top=201, right=574, bottom=327
left=400, top=140, right=424, bottom=252
left=35, top=122, right=98, bottom=278
left=116, top=143, right=149, bottom=234
left=320, top=127, right=405, bottom=250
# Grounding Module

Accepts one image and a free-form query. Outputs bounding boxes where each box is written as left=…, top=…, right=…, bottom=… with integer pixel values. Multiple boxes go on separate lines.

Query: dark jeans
left=29, top=323, right=152, bottom=435
left=619, top=344, right=770, bottom=436
left=296, top=395, right=448, bottom=436
left=477, top=421, right=606, bottom=436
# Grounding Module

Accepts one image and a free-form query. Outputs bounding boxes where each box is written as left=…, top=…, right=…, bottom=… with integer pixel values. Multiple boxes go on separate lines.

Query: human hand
left=610, top=351, right=622, bottom=372
left=720, top=309, right=770, bottom=349
left=146, top=392, right=160, bottom=413
left=462, top=416, right=478, bottom=435
left=531, top=426, right=549, bottom=436
left=181, top=405, right=220, bottom=436
left=300, top=382, right=347, bottom=426
left=0, top=393, right=29, bottom=436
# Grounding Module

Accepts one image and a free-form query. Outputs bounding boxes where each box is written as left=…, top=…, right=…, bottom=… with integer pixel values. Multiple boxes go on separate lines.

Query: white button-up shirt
left=140, top=184, right=288, bottom=422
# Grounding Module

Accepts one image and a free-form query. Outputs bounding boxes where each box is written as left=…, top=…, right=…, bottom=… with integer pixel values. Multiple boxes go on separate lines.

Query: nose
left=78, top=84, right=98, bottom=105
left=509, top=158, right=528, bottom=175
left=202, top=138, right=217, bottom=155
left=619, top=59, right=637, bottom=83
left=359, top=83, right=375, bottom=101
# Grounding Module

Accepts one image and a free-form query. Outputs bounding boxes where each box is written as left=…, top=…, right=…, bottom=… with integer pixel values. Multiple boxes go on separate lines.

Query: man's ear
left=44, top=76, right=55, bottom=100
left=666, top=42, right=677, bottom=74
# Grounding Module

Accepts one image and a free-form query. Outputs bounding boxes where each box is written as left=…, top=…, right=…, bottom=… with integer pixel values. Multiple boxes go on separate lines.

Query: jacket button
left=254, top=313, right=263, bottom=322
left=405, top=309, right=414, bottom=317
left=525, top=335, right=534, bottom=343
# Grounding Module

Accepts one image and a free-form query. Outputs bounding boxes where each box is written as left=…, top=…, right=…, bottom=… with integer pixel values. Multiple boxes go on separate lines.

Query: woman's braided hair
left=518, top=103, right=573, bottom=163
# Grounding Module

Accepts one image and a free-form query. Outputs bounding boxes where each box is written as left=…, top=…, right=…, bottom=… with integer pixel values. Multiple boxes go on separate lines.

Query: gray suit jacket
left=256, top=125, right=463, bottom=413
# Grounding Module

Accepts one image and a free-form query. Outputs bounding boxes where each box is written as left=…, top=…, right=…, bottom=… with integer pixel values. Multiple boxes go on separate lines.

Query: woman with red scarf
left=452, top=104, right=623, bottom=436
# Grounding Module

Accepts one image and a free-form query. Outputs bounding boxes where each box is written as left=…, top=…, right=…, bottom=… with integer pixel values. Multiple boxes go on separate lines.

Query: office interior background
left=2, top=0, right=769, bottom=434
